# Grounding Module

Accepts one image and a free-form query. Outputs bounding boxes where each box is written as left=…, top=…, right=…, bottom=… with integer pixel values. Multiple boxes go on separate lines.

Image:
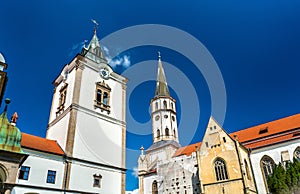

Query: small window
left=155, top=102, right=158, bottom=110
left=155, top=115, right=160, bottom=121
left=223, top=137, right=226, bottom=143
left=172, top=116, right=175, bottom=121
left=165, top=128, right=170, bottom=137
left=46, top=170, right=56, bottom=184
left=173, top=129, right=176, bottom=138
left=157, top=129, right=160, bottom=138
left=171, top=103, right=174, bottom=110
left=93, top=174, right=102, bottom=188
left=19, top=166, right=30, bottom=180
left=164, top=115, right=168, bottom=119
left=205, top=142, right=209, bottom=148
left=259, top=127, right=268, bottom=134
left=56, top=84, right=68, bottom=116
left=163, top=100, right=167, bottom=109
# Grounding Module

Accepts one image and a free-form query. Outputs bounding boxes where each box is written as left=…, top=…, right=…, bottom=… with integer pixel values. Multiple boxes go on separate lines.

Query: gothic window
left=56, top=83, right=68, bottom=116
left=294, top=147, right=300, bottom=161
left=244, top=159, right=251, bottom=180
left=152, top=180, right=158, bottom=194
left=163, top=100, right=167, bottom=109
left=157, top=129, right=160, bottom=138
left=214, top=158, right=229, bottom=181
left=165, top=128, right=170, bottom=137
left=261, top=155, right=275, bottom=187
left=95, top=81, right=111, bottom=113
left=93, top=174, right=102, bottom=188
left=46, top=170, right=56, bottom=184
left=19, top=166, right=30, bottom=180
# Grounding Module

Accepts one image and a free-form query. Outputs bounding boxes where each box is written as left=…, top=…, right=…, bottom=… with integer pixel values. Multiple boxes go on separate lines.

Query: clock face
left=100, top=68, right=109, bottom=79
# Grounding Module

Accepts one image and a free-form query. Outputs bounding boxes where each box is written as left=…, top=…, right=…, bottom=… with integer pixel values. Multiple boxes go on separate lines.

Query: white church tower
left=138, top=53, right=181, bottom=194
left=46, top=27, right=127, bottom=194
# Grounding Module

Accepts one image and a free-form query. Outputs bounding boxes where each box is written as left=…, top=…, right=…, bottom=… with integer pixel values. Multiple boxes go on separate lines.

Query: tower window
left=165, top=128, right=170, bottom=137
left=163, top=100, right=167, bottom=109
left=46, top=170, right=56, bottom=184
left=155, top=115, right=160, bottom=121
left=214, top=158, right=229, bottom=181
left=157, top=129, right=160, bottom=138
left=56, top=83, right=68, bottom=117
left=152, top=180, right=158, bottom=194
left=93, top=174, right=102, bottom=188
left=95, top=81, right=111, bottom=113
left=155, top=102, right=158, bottom=110
left=171, top=102, right=174, bottom=110
left=19, top=166, right=30, bottom=180
left=173, top=129, right=176, bottom=138
left=172, top=116, right=175, bottom=121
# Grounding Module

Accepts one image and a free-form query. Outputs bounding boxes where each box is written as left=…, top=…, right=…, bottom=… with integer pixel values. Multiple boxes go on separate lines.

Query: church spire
left=155, top=52, right=170, bottom=97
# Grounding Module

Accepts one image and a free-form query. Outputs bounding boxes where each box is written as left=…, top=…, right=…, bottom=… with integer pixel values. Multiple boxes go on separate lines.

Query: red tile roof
left=173, top=114, right=300, bottom=156
left=21, top=133, right=64, bottom=155
left=173, top=142, right=201, bottom=157
left=231, top=113, right=300, bottom=144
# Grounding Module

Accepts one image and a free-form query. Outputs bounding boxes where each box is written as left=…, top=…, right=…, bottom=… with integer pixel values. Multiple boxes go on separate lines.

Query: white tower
left=46, top=28, right=127, bottom=194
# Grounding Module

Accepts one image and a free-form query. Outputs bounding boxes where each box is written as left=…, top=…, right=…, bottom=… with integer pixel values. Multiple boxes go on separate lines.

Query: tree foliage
left=267, top=158, right=300, bottom=194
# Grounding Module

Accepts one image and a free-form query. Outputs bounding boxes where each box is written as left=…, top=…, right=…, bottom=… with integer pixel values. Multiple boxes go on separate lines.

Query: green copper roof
left=0, top=112, right=23, bottom=153
left=155, top=53, right=170, bottom=97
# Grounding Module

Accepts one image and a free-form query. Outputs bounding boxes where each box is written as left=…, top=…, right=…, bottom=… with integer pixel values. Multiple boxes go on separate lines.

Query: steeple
left=155, top=52, right=170, bottom=97
left=81, top=22, right=107, bottom=63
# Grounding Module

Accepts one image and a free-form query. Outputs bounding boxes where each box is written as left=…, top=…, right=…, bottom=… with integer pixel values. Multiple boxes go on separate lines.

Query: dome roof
left=0, top=53, right=5, bottom=63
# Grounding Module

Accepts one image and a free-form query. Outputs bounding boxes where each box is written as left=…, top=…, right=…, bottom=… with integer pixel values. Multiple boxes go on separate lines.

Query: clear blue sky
left=1, top=0, right=300, bottom=191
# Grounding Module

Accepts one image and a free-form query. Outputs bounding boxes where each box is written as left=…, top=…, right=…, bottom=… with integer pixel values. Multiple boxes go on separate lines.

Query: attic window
left=259, top=127, right=268, bottom=134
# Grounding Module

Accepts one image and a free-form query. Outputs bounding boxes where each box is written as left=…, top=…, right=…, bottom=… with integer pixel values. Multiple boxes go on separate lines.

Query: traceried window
left=214, top=158, right=229, bottom=181
left=152, top=180, right=158, bottom=194
left=19, top=166, right=30, bottom=180
left=261, top=155, right=275, bottom=188
left=46, top=170, right=56, bottom=184
left=95, top=81, right=111, bottom=113
left=93, top=174, right=102, bottom=188
left=294, top=147, right=300, bottom=161
left=56, top=83, right=68, bottom=116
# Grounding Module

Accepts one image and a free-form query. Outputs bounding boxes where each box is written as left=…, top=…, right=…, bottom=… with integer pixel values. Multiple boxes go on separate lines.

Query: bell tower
left=150, top=53, right=179, bottom=143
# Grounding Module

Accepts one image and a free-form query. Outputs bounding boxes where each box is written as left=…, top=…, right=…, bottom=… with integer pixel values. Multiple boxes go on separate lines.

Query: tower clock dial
left=100, top=68, right=109, bottom=79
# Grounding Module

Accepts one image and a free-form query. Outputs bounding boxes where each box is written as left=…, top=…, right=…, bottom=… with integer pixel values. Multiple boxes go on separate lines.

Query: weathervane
left=91, top=19, right=99, bottom=34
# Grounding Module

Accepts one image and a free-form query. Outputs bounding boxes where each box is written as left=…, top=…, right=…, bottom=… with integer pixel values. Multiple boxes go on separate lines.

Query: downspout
left=247, top=148, right=258, bottom=193
left=234, top=138, right=247, bottom=194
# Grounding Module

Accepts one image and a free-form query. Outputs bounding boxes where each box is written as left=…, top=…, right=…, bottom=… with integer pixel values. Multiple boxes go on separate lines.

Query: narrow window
left=155, top=102, right=158, bottom=110
left=223, top=137, right=226, bottom=143
left=93, top=174, right=102, bottom=188
left=157, top=129, right=160, bottom=138
left=163, top=100, right=167, bottom=109
left=96, top=89, right=102, bottom=103
left=205, top=142, right=209, bottom=148
left=152, top=180, right=158, bottom=194
left=244, top=159, right=251, bottom=180
left=261, top=155, right=275, bottom=188
left=173, top=129, right=176, bottom=138
left=171, top=102, right=174, bottom=110
left=46, top=170, right=56, bottom=184
left=214, top=158, right=229, bottom=181
left=165, top=128, right=170, bottom=137
left=103, top=92, right=108, bottom=106
left=19, top=166, right=30, bottom=180
left=56, top=84, right=68, bottom=116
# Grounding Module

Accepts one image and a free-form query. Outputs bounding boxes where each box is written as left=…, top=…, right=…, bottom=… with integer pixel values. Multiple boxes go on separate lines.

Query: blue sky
left=1, top=0, right=300, bottom=191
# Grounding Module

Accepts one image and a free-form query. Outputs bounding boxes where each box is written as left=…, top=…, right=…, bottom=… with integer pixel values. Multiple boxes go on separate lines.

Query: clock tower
left=46, top=28, right=127, bottom=194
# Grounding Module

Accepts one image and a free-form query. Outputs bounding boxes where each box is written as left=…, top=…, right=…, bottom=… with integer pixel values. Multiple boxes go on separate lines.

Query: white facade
left=250, top=139, right=300, bottom=194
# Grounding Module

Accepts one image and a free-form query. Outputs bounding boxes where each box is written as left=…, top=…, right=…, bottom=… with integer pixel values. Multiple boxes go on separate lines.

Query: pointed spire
left=155, top=52, right=170, bottom=97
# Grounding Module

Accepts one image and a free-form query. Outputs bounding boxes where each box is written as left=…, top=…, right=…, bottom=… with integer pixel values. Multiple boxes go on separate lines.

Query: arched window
left=155, top=102, right=158, bottom=110
left=173, top=129, right=176, bottom=138
left=261, top=155, right=275, bottom=187
left=165, top=128, right=169, bottom=137
left=214, top=158, right=229, bottom=181
left=152, top=180, right=158, bottom=194
left=244, top=159, right=251, bottom=180
left=0, top=166, right=7, bottom=183
left=157, top=129, right=160, bottom=138
left=294, top=147, right=300, bottom=161
left=163, top=100, right=167, bottom=109
left=171, top=102, right=174, bottom=110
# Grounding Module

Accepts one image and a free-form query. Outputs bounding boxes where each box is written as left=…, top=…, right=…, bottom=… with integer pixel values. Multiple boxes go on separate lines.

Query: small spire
left=155, top=52, right=170, bottom=97
left=140, top=146, right=144, bottom=155
left=10, top=112, right=18, bottom=124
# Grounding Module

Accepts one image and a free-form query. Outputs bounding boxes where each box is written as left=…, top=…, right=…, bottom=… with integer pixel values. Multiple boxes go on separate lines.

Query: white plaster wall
left=46, top=113, right=70, bottom=151
left=12, top=187, right=62, bottom=194
left=72, top=111, right=123, bottom=167
left=143, top=175, right=158, bottom=194
left=15, top=149, right=64, bottom=190
left=68, top=162, right=122, bottom=194
left=79, top=65, right=124, bottom=122
left=250, top=139, right=300, bottom=194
